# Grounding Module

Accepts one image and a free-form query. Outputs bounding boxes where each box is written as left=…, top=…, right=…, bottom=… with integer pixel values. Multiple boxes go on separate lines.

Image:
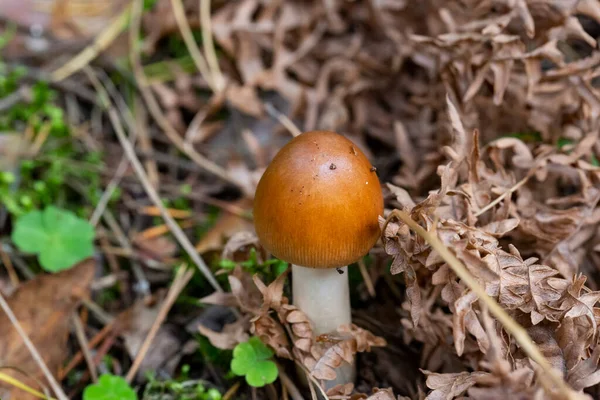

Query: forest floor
left=2, top=1, right=600, bottom=399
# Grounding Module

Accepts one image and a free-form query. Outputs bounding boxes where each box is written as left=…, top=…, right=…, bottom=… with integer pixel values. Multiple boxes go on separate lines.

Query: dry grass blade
left=129, top=0, right=241, bottom=189
left=170, top=0, right=215, bottom=91
left=85, top=68, right=224, bottom=293
left=277, top=363, right=305, bottom=400
left=296, top=361, right=329, bottom=400
left=0, top=292, right=68, bottom=400
left=264, top=103, right=301, bottom=137
left=200, top=0, right=225, bottom=92
left=89, top=157, right=129, bottom=227
left=50, top=5, right=131, bottom=82
left=474, top=174, right=530, bottom=217
left=382, top=209, right=584, bottom=400
left=0, top=246, right=19, bottom=287
left=133, top=96, right=160, bottom=187
left=59, top=320, right=116, bottom=380
left=358, top=258, right=375, bottom=298
left=0, top=372, right=55, bottom=400
left=125, top=265, right=194, bottom=382
left=71, top=314, right=97, bottom=383
left=222, top=381, right=241, bottom=400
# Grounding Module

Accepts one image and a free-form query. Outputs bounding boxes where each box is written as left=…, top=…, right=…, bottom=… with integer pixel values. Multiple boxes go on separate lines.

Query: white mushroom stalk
left=292, top=265, right=355, bottom=386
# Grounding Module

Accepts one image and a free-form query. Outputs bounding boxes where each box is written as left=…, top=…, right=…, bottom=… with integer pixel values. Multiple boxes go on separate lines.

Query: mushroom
left=253, top=130, right=383, bottom=386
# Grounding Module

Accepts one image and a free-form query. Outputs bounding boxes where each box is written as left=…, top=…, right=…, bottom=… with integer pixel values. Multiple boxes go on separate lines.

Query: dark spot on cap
left=329, top=163, right=337, bottom=170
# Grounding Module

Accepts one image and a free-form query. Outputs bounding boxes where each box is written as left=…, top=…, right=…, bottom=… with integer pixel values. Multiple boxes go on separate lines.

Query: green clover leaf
left=11, top=206, right=95, bottom=272
left=83, top=374, right=137, bottom=400
left=231, top=337, right=278, bottom=387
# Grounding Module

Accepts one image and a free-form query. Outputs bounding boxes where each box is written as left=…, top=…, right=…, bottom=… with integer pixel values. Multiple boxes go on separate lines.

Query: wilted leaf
left=423, top=370, right=487, bottom=400
left=0, top=260, right=95, bottom=399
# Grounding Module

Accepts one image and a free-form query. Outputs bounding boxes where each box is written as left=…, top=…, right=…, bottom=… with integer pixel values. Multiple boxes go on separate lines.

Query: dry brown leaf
left=308, top=339, right=356, bottom=380
left=0, top=259, right=95, bottom=399
left=195, top=203, right=254, bottom=255
left=423, top=370, right=488, bottom=400
left=117, top=295, right=184, bottom=380
left=225, top=84, right=264, bottom=117
left=365, top=387, right=397, bottom=400
left=197, top=317, right=250, bottom=350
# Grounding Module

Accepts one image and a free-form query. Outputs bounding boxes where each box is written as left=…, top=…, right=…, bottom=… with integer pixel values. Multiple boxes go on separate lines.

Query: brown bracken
left=253, top=130, right=384, bottom=268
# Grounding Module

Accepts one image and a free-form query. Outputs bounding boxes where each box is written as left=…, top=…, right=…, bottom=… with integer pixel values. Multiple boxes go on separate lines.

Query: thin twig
left=277, top=363, right=305, bottom=400
left=125, top=265, right=194, bottom=382
left=306, top=371, right=318, bottom=400
left=97, top=69, right=138, bottom=135
left=222, top=381, right=241, bottom=400
left=88, top=70, right=139, bottom=226
left=170, top=0, right=215, bottom=91
left=0, top=243, right=35, bottom=279
left=0, top=86, right=32, bottom=112
left=89, top=157, right=129, bottom=226
left=294, top=361, right=328, bottom=400
left=0, top=246, right=19, bottom=287
left=28, top=122, right=52, bottom=156
left=129, top=0, right=241, bottom=188
left=100, top=209, right=150, bottom=296
left=81, top=298, right=115, bottom=326
left=50, top=5, right=131, bottom=82
left=357, top=258, right=375, bottom=298
left=200, top=0, right=225, bottom=91
left=137, top=220, right=195, bottom=241
left=134, top=96, right=160, bottom=187
left=60, top=320, right=116, bottom=379
left=141, top=206, right=191, bottom=219
left=473, top=175, right=530, bottom=217
left=382, top=209, right=582, bottom=400
left=71, top=313, right=98, bottom=382
left=0, top=292, right=68, bottom=400
left=85, top=68, right=224, bottom=293
left=282, top=383, right=289, bottom=400
left=265, top=102, right=302, bottom=137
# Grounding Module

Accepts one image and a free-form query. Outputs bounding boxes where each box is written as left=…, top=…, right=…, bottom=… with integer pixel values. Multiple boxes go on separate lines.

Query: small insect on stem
left=336, top=268, right=344, bottom=274
left=316, top=333, right=344, bottom=344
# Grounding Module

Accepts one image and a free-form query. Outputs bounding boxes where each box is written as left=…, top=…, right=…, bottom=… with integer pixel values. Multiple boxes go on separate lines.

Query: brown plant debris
left=0, top=260, right=95, bottom=400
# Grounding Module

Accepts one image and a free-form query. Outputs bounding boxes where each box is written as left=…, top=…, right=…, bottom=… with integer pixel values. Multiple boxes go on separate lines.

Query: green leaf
left=248, top=336, right=273, bottom=360
left=246, top=361, right=278, bottom=387
left=11, top=206, right=95, bottom=272
left=230, top=337, right=278, bottom=388
left=205, top=388, right=222, bottom=400
left=83, top=374, right=137, bottom=400
left=231, top=342, right=255, bottom=376
left=11, top=210, right=48, bottom=253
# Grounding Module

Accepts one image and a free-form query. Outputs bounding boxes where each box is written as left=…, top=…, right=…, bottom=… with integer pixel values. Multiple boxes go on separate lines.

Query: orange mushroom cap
left=253, top=130, right=384, bottom=268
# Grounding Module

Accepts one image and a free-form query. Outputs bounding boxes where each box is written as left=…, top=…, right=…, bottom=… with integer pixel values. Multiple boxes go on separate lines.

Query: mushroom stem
left=292, top=264, right=355, bottom=388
